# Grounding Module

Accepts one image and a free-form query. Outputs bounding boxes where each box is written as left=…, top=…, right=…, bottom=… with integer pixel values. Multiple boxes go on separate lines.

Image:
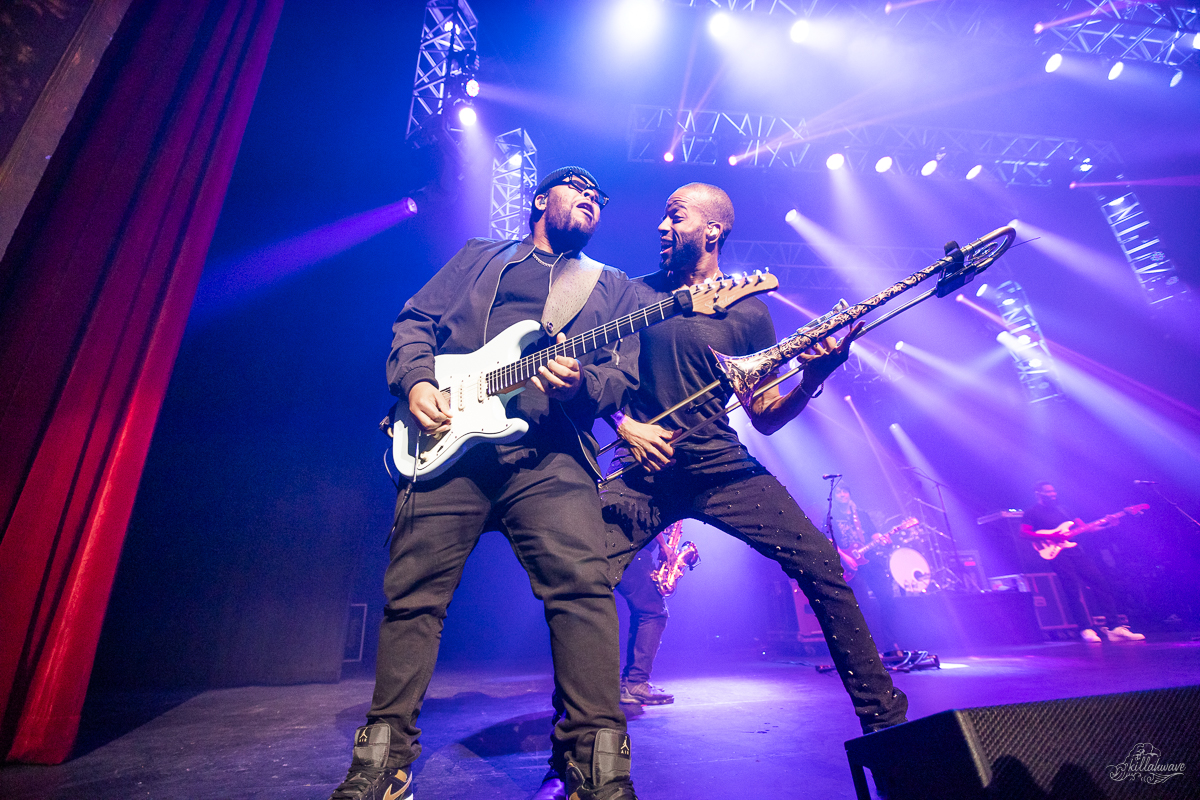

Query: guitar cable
left=382, top=418, right=420, bottom=546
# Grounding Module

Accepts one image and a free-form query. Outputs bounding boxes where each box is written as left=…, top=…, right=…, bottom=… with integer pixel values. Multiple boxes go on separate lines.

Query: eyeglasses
left=557, top=174, right=609, bottom=209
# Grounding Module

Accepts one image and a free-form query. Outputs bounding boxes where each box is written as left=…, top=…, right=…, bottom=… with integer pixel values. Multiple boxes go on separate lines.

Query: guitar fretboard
left=485, top=293, right=680, bottom=394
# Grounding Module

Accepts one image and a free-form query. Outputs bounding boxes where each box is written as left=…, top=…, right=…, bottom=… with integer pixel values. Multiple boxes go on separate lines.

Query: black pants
left=602, top=461, right=908, bottom=734
left=1052, top=546, right=1121, bottom=629
left=369, top=445, right=624, bottom=778
left=615, top=546, right=668, bottom=685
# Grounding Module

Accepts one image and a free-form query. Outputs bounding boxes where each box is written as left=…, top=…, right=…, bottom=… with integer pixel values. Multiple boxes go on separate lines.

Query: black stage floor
left=3, top=637, right=1199, bottom=799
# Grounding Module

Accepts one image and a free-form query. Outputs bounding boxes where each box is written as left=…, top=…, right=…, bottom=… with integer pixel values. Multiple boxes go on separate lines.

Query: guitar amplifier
left=988, top=573, right=1074, bottom=631
left=788, top=578, right=826, bottom=641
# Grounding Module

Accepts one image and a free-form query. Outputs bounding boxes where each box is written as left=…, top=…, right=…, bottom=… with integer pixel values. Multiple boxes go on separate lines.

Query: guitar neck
left=486, top=294, right=678, bottom=394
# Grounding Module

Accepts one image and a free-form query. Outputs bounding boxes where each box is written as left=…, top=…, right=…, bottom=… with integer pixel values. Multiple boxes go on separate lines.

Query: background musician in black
left=831, top=485, right=900, bottom=650
left=1021, top=482, right=1145, bottom=643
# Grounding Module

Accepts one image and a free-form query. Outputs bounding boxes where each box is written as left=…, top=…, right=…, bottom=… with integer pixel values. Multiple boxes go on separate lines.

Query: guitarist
left=328, top=167, right=641, bottom=800
left=831, top=485, right=901, bottom=649
left=1020, top=482, right=1145, bottom=643
left=598, top=183, right=908, bottom=746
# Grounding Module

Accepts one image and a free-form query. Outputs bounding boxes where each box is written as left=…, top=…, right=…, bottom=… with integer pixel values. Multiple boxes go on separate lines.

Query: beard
left=544, top=194, right=597, bottom=254
left=663, top=228, right=705, bottom=274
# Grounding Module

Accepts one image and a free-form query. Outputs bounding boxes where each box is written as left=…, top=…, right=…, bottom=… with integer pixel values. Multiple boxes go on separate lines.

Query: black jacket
left=387, top=236, right=640, bottom=469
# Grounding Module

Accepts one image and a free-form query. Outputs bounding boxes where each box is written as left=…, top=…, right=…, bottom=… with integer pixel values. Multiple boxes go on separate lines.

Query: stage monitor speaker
left=844, top=685, right=1199, bottom=800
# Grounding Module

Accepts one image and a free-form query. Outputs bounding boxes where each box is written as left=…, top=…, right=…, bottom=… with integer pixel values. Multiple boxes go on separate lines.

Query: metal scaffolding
left=987, top=280, right=1062, bottom=403
left=668, top=0, right=1199, bottom=62
left=407, top=0, right=479, bottom=142
left=630, top=105, right=1121, bottom=187
left=1096, top=191, right=1190, bottom=309
left=667, top=0, right=799, bottom=14
left=490, top=129, right=538, bottom=241
left=1036, top=1, right=1200, bottom=69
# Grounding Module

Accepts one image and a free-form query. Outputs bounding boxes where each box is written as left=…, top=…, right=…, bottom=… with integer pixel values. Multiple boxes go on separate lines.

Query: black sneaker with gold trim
left=329, top=722, right=414, bottom=800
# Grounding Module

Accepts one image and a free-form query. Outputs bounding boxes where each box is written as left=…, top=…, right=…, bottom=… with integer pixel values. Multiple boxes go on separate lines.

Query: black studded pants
left=601, top=460, right=908, bottom=734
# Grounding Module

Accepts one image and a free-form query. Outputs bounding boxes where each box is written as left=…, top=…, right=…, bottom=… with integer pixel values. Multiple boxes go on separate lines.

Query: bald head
left=673, top=183, right=735, bottom=251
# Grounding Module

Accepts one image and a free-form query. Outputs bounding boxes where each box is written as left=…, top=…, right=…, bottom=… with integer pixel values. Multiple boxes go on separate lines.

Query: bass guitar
left=840, top=517, right=919, bottom=581
left=1026, top=504, right=1148, bottom=560
left=391, top=272, right=777, bottom=481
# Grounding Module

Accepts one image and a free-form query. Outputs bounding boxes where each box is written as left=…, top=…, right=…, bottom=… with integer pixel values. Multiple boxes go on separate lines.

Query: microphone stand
left=824, top=474, right=841, bottom=544
left=903, top=467, right=963, bottom=591
left=1148, top=484, right=1200, bottom=530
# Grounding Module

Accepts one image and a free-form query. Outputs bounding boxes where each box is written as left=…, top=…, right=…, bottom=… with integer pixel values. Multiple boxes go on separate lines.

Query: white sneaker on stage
left=1104, top=625, right=1146, bottom=642
left=1080, top=628, right=1102, bottom=643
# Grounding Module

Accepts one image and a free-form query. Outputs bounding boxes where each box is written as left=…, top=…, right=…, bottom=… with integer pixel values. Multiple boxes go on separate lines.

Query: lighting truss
left=630, top=105, right=1121, bottom=187
left=720, top=239, right=941, bottom=290
left=667, top=0, right=799, bottom=14
left=490, top=129, right=537, bottom=241
left=873, top=0, right=1032, bottom=46
left=989, top=281, right=1062, bottom=403
left=669, top=0, right=1043, bottom=47
left=407, top=0, right=478, bottom=141
left=1036, top=0, right=1200, bottom=69
left=1096, top=191, right=1190, bottom=309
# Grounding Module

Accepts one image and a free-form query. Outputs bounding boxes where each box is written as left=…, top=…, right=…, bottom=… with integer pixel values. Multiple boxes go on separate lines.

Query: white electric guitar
left=390, top=272, right=778, bottom=481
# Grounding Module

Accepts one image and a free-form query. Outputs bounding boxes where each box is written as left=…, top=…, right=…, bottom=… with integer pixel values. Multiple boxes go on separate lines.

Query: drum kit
left=861, top=518, right=958, bottom=595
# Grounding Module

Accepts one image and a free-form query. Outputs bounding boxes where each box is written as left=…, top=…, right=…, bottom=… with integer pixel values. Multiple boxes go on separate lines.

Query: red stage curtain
left=0, top=0, right=283, bottom=764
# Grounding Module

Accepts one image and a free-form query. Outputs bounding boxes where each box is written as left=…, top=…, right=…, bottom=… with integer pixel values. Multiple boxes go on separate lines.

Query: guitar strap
left=541, top=253, right=604, bottom=337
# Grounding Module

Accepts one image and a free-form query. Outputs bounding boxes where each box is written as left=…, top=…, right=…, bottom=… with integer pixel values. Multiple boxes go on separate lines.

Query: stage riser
left=888, top=591, right=1044, bottom=652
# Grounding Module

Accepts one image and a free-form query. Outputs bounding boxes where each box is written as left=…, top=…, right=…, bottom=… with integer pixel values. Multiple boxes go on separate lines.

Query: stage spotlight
left=1028, top=358, right=1043, bottom=368
left=464, top=78, right=480, bottom=97
left=614, top=0, right=663, bottom=43
left=727, top=155, right=738, bottom=166
left=785, top=209, right=799, bottom=223
left=1194, top=32, right=1200, bottom=49
left=826, top=152, right=845, bottom=170
left=1171, top=69, right=1183, bottom=88
left=965, top=164, right=983, bottom=180
left=875, top=156, right=893, bottom=173
left=1108, top=61, right=1124, bottom=80
left=663, top=151, right=674, bottom=163
left=1045, top=53, right=1063, bottom=73
left=443, top=20, right=454, bottom=33
left=921, top=159, right=938, bottom=176
left=790, top=19, right=810, bottom=43
left=975, top=283, right=988, bottom=297
left=894, top=341, right=904, bottom=351
left=457, top=105, right=477, bottom=127
left=505, top=153, right=521, bottom=169
left=708, top=12, right=733, bottom=41
left=1106, top=195, right=1125, bottom=207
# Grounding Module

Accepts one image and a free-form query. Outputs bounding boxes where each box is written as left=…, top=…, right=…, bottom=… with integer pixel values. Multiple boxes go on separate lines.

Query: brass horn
left=713, top=225, right=1016, bottom=410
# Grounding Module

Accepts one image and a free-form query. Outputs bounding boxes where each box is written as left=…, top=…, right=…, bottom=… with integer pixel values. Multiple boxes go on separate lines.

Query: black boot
left=328, top=722, right=414, bottom=800
left=565, top=729, right=637, bottom=800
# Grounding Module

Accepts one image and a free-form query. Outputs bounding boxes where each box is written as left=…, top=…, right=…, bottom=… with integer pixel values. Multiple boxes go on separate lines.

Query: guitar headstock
left=1126, top=503, right=1150, bottom=515
left=688, top=272, right=778, bottom=316
left=895, top=517, right=920, bottom=531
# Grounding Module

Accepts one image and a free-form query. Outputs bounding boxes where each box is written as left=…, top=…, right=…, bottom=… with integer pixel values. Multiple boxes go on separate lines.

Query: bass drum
left=888, top=547, right=931, bottom=594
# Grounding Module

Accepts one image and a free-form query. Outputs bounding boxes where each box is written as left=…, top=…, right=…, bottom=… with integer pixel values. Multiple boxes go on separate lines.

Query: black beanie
left=531, top=166, right=603, bottom=211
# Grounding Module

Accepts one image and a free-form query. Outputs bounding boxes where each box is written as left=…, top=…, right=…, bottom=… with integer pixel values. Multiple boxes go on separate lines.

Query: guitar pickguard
left=391, top=321, right=543, bottom=480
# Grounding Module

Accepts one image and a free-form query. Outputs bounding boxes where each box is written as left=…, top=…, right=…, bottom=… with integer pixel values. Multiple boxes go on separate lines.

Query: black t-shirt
left=485, top=252, right=552, bottom=343
left=623, top=269, right=777, bottom=468
left=1022, top=503, right=1071, bottom=533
